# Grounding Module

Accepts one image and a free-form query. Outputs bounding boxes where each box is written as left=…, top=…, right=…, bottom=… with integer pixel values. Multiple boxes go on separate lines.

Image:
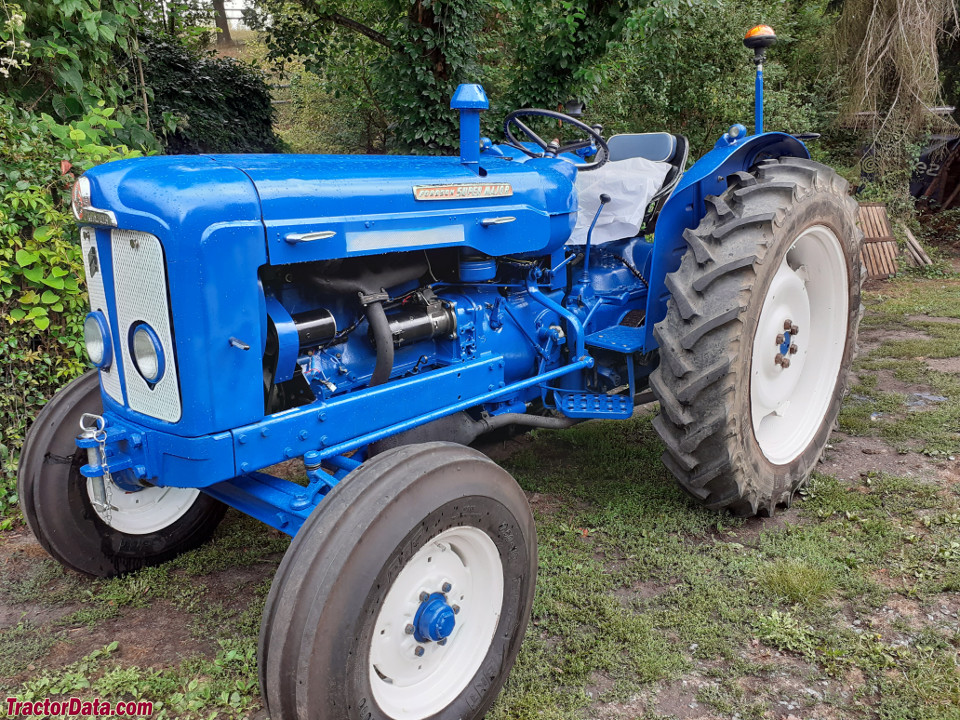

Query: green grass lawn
left=1, top=276, right=958, bottom=720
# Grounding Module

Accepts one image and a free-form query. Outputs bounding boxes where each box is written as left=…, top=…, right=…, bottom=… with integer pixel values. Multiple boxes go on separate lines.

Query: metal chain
left=80, top=414, right=113, bottom=524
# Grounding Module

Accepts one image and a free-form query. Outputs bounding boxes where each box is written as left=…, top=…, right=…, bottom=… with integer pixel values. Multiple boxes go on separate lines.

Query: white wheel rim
left=750, top=224, right=849, bottom=465
left=369, top=525, right=504, bottom=720
left=86, top=477, right=200, bottom=535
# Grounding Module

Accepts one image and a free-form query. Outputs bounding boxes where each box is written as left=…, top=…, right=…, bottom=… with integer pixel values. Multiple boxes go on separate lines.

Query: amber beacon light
left=743, top=25, right=777, bottom=134
left=744, top=24, right=777, bottom=49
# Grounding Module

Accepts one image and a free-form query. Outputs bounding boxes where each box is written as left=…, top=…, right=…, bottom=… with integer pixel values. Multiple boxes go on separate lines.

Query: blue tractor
left=20, top=26, right=861, bottom=720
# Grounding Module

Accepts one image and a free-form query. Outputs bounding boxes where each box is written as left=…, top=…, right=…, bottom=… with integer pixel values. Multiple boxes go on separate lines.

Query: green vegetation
left=140, top=32, right=280, bottom=154
left=841, top=279, right=960, bottom=457
left=265, top=0, right=848, bottom=159
left=0, top=103, right=143, bottom=525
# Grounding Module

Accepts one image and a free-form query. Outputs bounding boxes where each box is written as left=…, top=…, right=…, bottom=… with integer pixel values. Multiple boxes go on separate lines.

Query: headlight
left=83, top=312, right=112, bottom=368
left=130, top=323, right=165, bottom=384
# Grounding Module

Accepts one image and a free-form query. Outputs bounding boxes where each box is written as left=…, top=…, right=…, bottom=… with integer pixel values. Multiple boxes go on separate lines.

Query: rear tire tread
left=651, top=158, right=863, bottom=516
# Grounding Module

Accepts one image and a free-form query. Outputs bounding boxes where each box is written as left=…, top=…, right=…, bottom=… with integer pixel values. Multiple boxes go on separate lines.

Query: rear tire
left=259, top=442, right=537, bottom=720
left=17, top=371, right=227, bottom=577
left=650, top=157, right=863, bottom=516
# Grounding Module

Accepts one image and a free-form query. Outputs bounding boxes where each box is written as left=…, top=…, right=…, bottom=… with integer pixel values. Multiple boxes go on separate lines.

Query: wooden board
left=857, top=203, right=898, bottom=279
left=860, top=239, right=899, bottom=279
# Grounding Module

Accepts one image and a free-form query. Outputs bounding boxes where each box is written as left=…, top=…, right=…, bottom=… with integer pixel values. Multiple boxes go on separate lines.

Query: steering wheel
left=503, top=108, right=609, bottom=171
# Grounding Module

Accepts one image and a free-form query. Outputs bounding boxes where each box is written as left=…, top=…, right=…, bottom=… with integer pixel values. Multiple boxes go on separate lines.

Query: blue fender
left=642, top=131, right=810, bottom=352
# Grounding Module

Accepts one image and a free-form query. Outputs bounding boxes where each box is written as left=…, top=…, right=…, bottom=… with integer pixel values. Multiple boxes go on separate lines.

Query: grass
left=840, top=278, right=960, bottom=456
left=0, top=276, right=959, bottom=719
left=486, top=419, right=960, bottom=720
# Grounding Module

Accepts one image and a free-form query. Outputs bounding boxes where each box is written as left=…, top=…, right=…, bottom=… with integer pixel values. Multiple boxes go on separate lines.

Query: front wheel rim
left=369, top=525, right=504, bottom=720
left=750, top=224, right=849, bottom=465
left=86, top=476, right=200, bottom=535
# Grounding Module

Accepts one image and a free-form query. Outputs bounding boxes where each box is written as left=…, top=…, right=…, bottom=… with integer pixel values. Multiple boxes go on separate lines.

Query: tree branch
left=321, top=12, right=392, bottom=49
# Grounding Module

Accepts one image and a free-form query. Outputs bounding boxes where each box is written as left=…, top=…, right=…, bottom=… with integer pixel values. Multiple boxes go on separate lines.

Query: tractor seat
left=608, top=132, right=689, bottom=234
left=568, top=132, right=688, bottom=245
left=607, top=132, right=678, bottom=163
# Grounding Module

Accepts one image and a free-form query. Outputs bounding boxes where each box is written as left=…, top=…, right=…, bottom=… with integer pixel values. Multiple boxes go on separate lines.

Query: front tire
left=651, top=157, right=863, bottom=516
left=259, top=442, right=537, bottom=720
left=17, top=371, right=227, bottom=577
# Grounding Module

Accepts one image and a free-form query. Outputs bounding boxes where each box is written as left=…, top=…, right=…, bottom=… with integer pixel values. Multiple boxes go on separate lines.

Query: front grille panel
left=81, top=228, right=122, bottom=403
left=111, top=230, right=181, bottom=422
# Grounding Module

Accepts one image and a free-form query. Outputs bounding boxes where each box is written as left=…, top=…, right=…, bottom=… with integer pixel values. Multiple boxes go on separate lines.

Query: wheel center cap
left=778, top=330, right=792, bottom=356
left=413, top=592, right=456, bottom=642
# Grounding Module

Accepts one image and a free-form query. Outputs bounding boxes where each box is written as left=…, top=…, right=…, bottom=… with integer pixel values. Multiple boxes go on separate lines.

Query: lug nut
left=405, top=624, right=414, bottom=635
left=788, top=343, right=798, bottom=355
left=776, top=333, right=785, bottom=345
left=775, top=354, right=784, bottom=366
left=783, top=319, right=793, bottom=331
left=790, top=324, right=799, bottom=336
left=419, top=591, right=429, bottom=602
left=414, top=646, right=425, bottom=657
left=781, top=357, right=791, bottom=368
left=441, top=582, right=452, bottom=593
left=452, top=604, right=460, bottom=614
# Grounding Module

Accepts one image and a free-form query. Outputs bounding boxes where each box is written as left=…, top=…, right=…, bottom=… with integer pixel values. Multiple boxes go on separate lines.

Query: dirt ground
left=1, top=249, right=958, bottom=720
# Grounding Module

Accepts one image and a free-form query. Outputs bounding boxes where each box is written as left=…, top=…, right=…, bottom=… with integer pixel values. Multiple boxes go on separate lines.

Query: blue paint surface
left=76, top=84, right=810, bottom=535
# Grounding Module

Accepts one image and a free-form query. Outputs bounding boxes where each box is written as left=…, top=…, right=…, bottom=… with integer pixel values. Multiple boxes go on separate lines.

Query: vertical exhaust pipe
left=450, top=84, right=489, bottom=166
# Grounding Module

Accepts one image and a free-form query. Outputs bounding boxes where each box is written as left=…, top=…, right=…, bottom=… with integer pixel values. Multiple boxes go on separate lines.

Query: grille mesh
left=111, top=230, right=181, bottom=422
left=80, top=228, right=122, bottom=403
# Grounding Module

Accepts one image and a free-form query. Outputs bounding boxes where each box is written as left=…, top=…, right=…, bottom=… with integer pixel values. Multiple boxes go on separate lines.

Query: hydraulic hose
left=308, top=255, right=427, bottom=388
left=364, top=301, right=394, bottom=387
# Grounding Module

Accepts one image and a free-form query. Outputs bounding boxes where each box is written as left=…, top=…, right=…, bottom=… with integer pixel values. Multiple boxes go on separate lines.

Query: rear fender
left=642, top=132, right=809, bottom=352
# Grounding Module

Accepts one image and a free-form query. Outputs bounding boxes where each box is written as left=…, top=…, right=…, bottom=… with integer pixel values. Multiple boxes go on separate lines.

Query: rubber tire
left=650, top=157, right=863, bottom=516
left=17, top=371, right=227, bottom=577
left=259, top=442, right=537, bottom=720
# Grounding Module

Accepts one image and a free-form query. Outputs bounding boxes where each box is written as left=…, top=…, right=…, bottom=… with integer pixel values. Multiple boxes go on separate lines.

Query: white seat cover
left=568, top=156, right=671, bottom=245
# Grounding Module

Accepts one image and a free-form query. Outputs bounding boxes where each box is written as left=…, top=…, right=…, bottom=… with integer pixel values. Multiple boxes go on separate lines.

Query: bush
left=141, top=33, right=281, bottom=154
left=0, top=102, right=142, bottom=525
left=0, top=0, right=155, bottom=149
left=588, top=0, right=843, bottom=157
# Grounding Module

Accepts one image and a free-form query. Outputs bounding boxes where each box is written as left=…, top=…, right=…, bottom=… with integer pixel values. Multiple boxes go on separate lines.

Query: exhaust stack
left=450, top=84, right=489, bottom=166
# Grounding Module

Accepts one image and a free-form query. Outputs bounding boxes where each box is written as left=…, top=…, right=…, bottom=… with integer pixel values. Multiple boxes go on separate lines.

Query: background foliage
left=264, top=0, right=852, bottom=159
left=0, top=104, right=141, bottom=524
left=140, top=32, right=280, bottom=154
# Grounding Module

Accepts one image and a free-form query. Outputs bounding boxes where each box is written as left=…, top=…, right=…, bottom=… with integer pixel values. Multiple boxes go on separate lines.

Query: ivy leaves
left=0, top=0, right=155, bottom=151
left=0, top=99, right=141, bottom=515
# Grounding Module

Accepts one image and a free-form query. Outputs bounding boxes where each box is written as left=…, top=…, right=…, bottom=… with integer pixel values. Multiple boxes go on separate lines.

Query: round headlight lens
left=130, top=323, right=165, bottom=384
left=83, top=312, right=111, bottom=368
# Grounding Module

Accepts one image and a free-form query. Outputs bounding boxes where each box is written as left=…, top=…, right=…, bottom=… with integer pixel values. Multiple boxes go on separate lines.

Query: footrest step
left=585, top=325, right=646, bottom=353
left=555, top=391, right=633, bottom=419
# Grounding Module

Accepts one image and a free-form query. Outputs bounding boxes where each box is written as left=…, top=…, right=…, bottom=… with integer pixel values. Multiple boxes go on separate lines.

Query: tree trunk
left=410, top=0, right=448, bottom=80
left=212, top=0, right=233, bottom=46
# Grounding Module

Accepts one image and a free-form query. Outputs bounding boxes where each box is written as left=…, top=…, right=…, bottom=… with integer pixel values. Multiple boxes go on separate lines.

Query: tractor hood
left=81, top=152, right=579, bottom=264
left=220, top=153, right=577, bottom=263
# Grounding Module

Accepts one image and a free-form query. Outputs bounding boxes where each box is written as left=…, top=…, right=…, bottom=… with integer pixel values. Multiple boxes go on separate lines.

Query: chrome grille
left=80, top=228, right=122, bottom=403
left=111, top=230, right=181, bottom=422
